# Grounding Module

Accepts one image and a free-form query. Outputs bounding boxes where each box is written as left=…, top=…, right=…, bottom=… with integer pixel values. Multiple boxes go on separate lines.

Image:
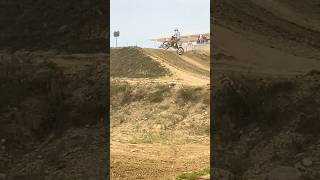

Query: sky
left=110, top=0, right=210, bottom=48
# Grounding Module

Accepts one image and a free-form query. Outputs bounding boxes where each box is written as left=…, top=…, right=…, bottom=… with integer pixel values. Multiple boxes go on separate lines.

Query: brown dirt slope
left=110, top=47, right=169, bottom=78
left=212, top=0, right=320, bottom=179
left=110, top=80, right=210, bottom=179
left=0, top=51, right=108, bottom=179
left=213, top=0, right=320, bottom=59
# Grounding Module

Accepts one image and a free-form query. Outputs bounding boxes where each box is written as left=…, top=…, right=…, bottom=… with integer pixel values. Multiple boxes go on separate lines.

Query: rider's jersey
left=173, top=31, right=180, bottom=39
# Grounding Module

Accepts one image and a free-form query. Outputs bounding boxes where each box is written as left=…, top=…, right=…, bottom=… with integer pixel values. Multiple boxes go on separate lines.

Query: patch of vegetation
left=176, top=87, right=203, bottom=104
left=0, top=57, right=63, bottom=111
left=147, top=85, right=172, bottom=103
left=0, top=54, right=107, bottom=145
left=110, top=81, right=135, bottom=106
left=191, top=125, right=210, bottom=136
left=111, top=82, right=173, bottom=106
left=214, top=75, right=296, bottom=141
left=128, top=132, right=165, bottom=144
left=110, top=47, right=169, bottom=78
left=202, top=91, right=210, bottom=105
left=176, top=168, right=210, bottom=180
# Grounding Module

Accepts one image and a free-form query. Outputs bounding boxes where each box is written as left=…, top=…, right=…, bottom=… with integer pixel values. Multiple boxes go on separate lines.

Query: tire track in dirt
left=179, top=55, right=210, bottom=72
left=142, top=48, right=210, bottom=86
left=250, top=0, right=320, bottom=32
left=213, top=25, right=320, bottom=76
left=111, top=142, right=209, bottom=180
left=111, top=47, right=210, bottom=179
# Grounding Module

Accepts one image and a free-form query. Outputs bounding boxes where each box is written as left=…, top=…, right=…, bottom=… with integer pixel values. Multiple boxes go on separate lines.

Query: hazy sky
left=110, top=0, right=210, bottom=48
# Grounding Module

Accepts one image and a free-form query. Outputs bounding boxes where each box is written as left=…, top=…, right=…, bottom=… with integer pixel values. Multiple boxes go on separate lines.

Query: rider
left=171, top=28, right=181, bottom=47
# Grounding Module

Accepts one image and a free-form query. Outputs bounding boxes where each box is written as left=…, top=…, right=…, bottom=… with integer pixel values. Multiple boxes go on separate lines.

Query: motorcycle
left=160, top=36, right=184, bottom=55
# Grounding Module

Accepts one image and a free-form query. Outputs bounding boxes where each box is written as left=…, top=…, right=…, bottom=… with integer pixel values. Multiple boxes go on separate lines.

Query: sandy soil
left=213, top=25, right=320, bottom=76
left=111, top=46, right=210, bottom=179
left=212, top=0, right=320, bottom=179
left=143, top=48, right=210, bottom=86
left=111, top=142, right=209, bottom=180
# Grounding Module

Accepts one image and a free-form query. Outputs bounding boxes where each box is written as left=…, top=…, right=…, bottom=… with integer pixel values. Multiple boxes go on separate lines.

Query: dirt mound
left=110, top=47, right=169, bottom=78
left=0, top=51, right=108, bottom=179
left=0, top=0, right=107, bottom=52
left=110, top=79, right=210, bottom=179
left=213, top=72, right=320, bottom=179
left=111, top=80, right=210, bottom=137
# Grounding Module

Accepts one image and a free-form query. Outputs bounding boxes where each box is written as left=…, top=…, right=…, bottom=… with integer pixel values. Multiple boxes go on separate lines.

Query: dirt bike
left=160, top=37, right=184, bottom=55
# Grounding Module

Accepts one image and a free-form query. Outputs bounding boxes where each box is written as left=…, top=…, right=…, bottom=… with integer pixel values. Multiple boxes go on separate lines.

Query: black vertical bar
left=106, top=1, right=111, bottom=179
left=210, top=0, right=215, bottom=178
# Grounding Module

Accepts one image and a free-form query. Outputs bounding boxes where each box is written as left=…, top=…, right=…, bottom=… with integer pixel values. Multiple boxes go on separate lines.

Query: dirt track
left=111, top=142, right=209, bottom=180
left=143, top=48, right=210, bottom=86
left=211, top=0, right=320, bottom=93
left=212, top=0, right=320, bottom=179
left=111, top=47, right=210, bottom=179
left=213, top=25, right=320, bottom=76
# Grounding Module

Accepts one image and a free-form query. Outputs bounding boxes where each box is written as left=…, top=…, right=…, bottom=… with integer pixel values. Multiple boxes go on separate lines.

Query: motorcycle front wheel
left=162, top=41, right=170, bottom=50
left=177, top=47, right=184, bottom=55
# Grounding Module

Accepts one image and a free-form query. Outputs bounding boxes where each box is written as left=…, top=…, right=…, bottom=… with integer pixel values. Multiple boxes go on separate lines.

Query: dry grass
left=0, top=54, right=107, bottom=142
left=214, top=75, right=296, bottom=141
left=176, top=168, right=210, bottom=180
left=111, top=82, right=210, bottom=142
left=110, top=81, right=173, bottom=106
left=176, top=87, right=204, bottom=105
left=110, top=47, right=169, bottom=78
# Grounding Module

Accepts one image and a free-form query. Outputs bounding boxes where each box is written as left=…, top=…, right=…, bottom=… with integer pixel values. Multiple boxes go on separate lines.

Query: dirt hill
left=0, top=50, right=108, bottom=179
left=110, top=47, right=169, bottom=78
left=0, top=1, right=109, bottom=179
left=110, top=47, right=210, bottom=179
left=212, top=0, right=320, bottom=179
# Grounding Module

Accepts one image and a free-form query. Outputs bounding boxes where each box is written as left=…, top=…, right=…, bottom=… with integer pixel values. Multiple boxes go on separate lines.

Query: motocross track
left=213, top=0, right=320, bottom=77
left=143, top=48, right=210, bottom=86
left=212, top=0, right=320, bottom=179
left=111, top=47, right=210, bottom=179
